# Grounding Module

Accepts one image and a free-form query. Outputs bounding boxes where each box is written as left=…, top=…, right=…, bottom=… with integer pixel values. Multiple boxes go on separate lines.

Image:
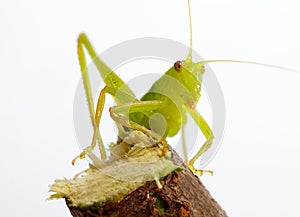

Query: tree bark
left=66, top=148, right=228, bottom=217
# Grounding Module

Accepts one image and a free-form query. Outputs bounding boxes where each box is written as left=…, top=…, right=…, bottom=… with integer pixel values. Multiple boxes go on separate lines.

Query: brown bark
left=67, top=148, right=228, bottom=217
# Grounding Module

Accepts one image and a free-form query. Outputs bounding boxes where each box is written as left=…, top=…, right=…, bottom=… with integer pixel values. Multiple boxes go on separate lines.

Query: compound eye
left=174, top=61, right=182, bottom=72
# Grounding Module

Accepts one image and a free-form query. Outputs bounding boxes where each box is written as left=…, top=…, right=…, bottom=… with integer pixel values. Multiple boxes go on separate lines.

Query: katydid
left=72, top=0, right=297, bottom=176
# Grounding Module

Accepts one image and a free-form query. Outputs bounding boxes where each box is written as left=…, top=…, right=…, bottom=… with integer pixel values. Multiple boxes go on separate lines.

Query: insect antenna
left=199, top=59, right=300, bottom=74
left=187, top=0, right=193, bottom=61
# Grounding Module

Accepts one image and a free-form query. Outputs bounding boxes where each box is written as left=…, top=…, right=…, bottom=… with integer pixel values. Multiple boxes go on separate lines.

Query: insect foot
left=188, top=162, right=214, bottom=176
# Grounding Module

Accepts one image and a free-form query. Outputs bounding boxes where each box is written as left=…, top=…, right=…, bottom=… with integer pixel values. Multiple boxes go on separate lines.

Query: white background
left=1, top=0, right=300, bottom=216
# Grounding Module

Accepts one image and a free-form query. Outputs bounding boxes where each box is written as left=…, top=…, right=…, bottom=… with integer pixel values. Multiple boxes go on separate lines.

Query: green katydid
left=72, top=0, right=297, bottom=176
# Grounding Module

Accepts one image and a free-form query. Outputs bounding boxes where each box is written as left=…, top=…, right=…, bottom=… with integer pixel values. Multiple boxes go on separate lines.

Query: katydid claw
left=71, top=151, right=87, bottom=166
left=188, top=163, right=213, bottom=176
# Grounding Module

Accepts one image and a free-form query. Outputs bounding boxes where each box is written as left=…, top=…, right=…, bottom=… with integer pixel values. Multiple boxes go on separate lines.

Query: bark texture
left=67, top=148, right=228, bottom=217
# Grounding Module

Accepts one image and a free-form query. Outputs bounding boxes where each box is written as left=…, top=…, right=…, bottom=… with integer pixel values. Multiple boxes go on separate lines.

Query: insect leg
left=181, top=114, right=188, bottom=162
left=95, top=85, right=138, bottom=142
left=72, top=85, right=136, bottom=165
left=75, top=34, right=137, bottom=164
left=71, top=87, right=110, bottom=165
left=187, top=108, right=214, bottom=176
left=77, top=33, right=135, bottom=100
left=76, top=35, right=106, bottom=161
left=109, top=101, right=167, bottom=141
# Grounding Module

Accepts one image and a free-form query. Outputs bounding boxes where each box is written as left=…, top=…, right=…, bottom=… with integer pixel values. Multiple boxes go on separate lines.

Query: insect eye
left=174, top=61, right=182, bottom=72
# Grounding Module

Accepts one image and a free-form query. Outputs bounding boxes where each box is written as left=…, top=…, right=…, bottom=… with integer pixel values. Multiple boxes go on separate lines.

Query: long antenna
left=199, top=59, right=300, bottom=74
left=187, top=0, right=193, bottom=61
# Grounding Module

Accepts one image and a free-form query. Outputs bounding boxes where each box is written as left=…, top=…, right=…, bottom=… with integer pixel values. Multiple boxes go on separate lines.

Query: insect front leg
left=109, top=101, right=171, bottom=188
left=109, top=101, right=167, bottom=142
left=186, top=108, right=214, bottom=176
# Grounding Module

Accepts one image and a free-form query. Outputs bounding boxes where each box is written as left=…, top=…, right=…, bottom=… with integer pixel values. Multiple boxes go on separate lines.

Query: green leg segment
left=74, top=35, right=106, bottom=163
left=77, top=33, right=135, bottom=102
left=73, top=33, right=137, bottom=165
left=187, top=108, right=214, bottom=176
left=109, top=101, right=167, bottom=141
left=181, top=114, right=188, bottom=162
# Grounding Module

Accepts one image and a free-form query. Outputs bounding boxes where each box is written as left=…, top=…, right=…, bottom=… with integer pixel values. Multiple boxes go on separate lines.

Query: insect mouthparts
left=174, top=61, right=182, bottom=72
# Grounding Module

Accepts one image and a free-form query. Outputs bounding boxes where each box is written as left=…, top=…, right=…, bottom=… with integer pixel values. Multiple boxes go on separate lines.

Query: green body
left=73, top=0, right=214, bottom=175
left=73, top=33, right=213, bottom=175
left=72, top=0, right=296, bottom=176
left=130, top=62, right=203, bottom=138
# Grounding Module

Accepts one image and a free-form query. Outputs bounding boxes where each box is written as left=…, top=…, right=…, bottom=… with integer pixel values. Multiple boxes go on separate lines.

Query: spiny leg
left=92, top=86, right=138, bottom=160
left=95, top=86, right=137, bottom=125
left=181, top=114, right=188, bottom=162
left=181, top=127, right=188, bottom=162
left=74, top=34, right=137, bottom=165
left=77, top=33, right=135, bottom=101
left=73, top=35, right=106, bottom=163
left=72, top=86, right=110, bottom=165
left=187, top=108, right=214, bottom=176
left=109, top=101, right=168, bottom=144
left=71, top=88, right=106, bottom=165
left=72, top=84, right=136, bottom=164
left=95, top=85, right=138, bottom=144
